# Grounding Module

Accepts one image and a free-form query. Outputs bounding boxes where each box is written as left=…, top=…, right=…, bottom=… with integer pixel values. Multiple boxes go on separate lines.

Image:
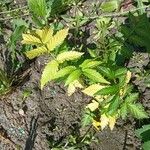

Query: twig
left=89, top=5, right=150, bottom=19
left=0, top=6, right=28, bottom=15
left=0, top=13, right=29, bottom=21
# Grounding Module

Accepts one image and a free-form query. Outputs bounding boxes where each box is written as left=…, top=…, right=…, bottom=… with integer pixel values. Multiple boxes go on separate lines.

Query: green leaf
left=95, top=85, right=119, bottom=95
left=136, top=124, right=150, bottom=140
left=28, top=0, right=47, bottom=17
left=127, top=103, right=148, bottom=119
left=55, top=66, right=76, bottom=79
left=57, top=51, right=84, bottom=63
left=41, top=60, right=59, bottom=89
left=115, top=68, right=127, bottom=78
left=120, top=103, right=128, bottom=119
left=143, top=141, right=150, bottom=150
left=100, top=1, right=119, bottom=12
left=80, top=59, right=102, bottom=69
left=135, top=124, right=150, bottom=150
left=107, top=95, right=120, bottom=115
left=99, top=66, right=114, bottom=79
left=83, top=69, right=110, bottom=84
left=82, top=110, right=93, bottom=127
left=125, top=93, right=139, bottom=103
left=65, top=69, right=81, bottom=86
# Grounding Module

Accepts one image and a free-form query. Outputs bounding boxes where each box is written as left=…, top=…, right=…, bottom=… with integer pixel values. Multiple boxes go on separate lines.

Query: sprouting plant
left=0, top=68, right=12, bottom=95
left=82, top=66, right=148, bottom=130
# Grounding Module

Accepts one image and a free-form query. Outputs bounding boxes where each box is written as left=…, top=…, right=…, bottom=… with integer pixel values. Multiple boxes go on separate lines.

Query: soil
left=1, top=0, right=150, bottom=150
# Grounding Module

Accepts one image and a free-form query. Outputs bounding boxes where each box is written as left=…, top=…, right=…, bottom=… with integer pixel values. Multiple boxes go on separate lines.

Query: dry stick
left=90, top=5, right=150, bottom=19
left=0, top=5, right=149, bottom=22
left=0, top=13, right=29, bottom=21
left=0, top=6, right=28, bottom=14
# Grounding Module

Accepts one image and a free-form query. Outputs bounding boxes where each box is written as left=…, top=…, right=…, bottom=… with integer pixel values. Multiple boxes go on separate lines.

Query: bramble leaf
left=65, top=69, right=81, bottom=86
left=55, top=66, right=76, bottom=79
left=82, top=84, right=105, bottom=97
left=25, top=46, right=47, bottom=59
left=80, top=59, right=102, bottom=69
left=95, top=85, right=119, bottom=95
left=67, top=80, right=83, bottom=96
left=28, top=0, right=47, bottom=17
left=83, top=69, right=110, bottom=84
left=41, top=60, right=59, bottom=89
left=22, top=33, right=41, bottom=45
left=46, top=28, right=69, bottom=52
left=57, top=51, right=84, bottom=63
left=128, top=103, right=148, bottom=119
left=36, top=27, right=53, bottom=43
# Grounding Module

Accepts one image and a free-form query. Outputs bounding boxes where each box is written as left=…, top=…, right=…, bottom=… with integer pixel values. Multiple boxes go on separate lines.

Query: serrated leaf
left=80, top=59, right=102, bottom=69
left=92, top=119, right=101, bottom=130
left=120, top=103, right=128, bottom=119
left=107, top=95, right=120, bottom=115
left=46, top=28, right=69, bottom=52
left=99, top=66, right=113, bottom=79
left=65, top=69, right=81, bottom=86
left=83, top=69, right=110, bottom=84
left=115, top=68, right=127, bottom=78
left=67, top=80, right=83, bottom=96
left=41, top=60, right=59, bottom=89
left=25, top=46, right=47, bottom=59
left=86, top=100, right=99, bottom=112
left=28, top=0, right=47, bottom=17
left=57, top=51, right=84, bottom=63
left=100, top=114, right=109, bottom=130
left=126, top=71, right=132, bottom=84
left=95, top=85, right=119, bottom=95
left=108, top=116, right=116, bottom=130
left=55, top=66, right=76, bottom=79
left=128, top=103, right=148, bottom=119
left=82, top=84, right=105, bottom=97
left=135, top=124, right=150, bottom=140
left=82, top=110, right=93, bottom=127
left=100, top=1, right=119, bottom=12
left=125, top=93, right=139, bottom=103
left=143, top=141, right=150, bottom=150
left=36, top=27, right=53, bottom=44
left=22, top=33, right=41, bottom=45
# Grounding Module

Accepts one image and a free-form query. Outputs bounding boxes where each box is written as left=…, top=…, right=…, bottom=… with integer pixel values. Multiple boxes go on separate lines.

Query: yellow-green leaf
left=108, top=116, right=116, bottom=130
left=25, top=46, right=47, bottom=59
left=36, top=27, right=53, bottom=44
left=67, top=80, right=84, bottom=96
left=22, top=33, right=41, bottom=45
left=82, top=84, right=105, bottom=97
left=86, top=100, right=99, bottom=112
left=92, top=119, right=101, bottom=130
left=100, top=1, right=119, bottom=12
left=57, top=51, right=84, bottom=63
left=46, top=28, right=69, bottom=52
left=55, top=66, right=76, bottom=79
left=83, top=69, right=110, bottom=84
left=65, top=69, right=81, bottom=86
left=80, top=59, right=102, bottom=69
left=126, top=71, right=132, bottom=84
left=100, top=114, right=109, bottom=130
left=41, top=60, right=59, bottom=89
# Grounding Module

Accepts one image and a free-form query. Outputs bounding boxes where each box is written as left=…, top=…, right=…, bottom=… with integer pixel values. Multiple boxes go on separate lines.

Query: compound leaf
left=46, top=28, right=69, bottom=52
